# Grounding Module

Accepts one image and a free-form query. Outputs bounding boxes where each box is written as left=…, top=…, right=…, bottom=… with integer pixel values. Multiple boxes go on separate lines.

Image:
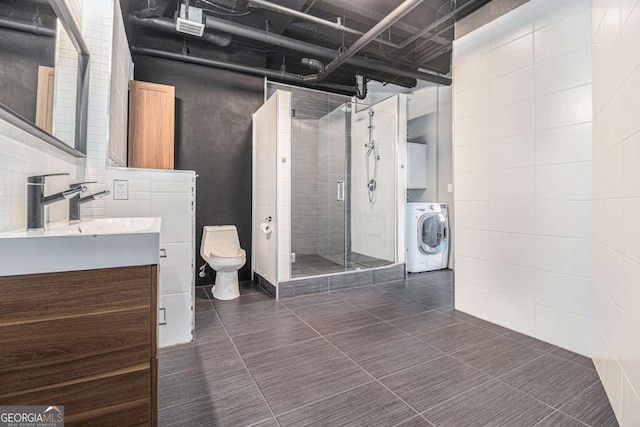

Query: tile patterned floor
left=159, top=270, right=617, bottom=427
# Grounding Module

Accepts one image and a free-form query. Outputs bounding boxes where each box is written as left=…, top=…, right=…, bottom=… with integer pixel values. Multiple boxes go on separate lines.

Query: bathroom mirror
left=0, top=0, right=89, bottom=157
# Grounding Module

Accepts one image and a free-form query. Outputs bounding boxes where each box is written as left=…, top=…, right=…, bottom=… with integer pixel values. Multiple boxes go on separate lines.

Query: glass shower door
left=315, top=101, right=349, bottom=272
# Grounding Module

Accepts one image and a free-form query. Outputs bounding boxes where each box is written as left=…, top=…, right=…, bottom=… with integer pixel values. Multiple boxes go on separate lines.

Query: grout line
left=280, top=303, right=427, bottom=419
left=208, top=304, right=282, bottom=426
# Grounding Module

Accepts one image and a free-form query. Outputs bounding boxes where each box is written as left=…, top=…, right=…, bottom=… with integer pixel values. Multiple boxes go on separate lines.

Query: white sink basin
left=0, top=217, right=161, bottom=276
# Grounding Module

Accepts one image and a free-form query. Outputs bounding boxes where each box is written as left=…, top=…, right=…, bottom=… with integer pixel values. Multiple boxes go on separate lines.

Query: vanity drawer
left=2, top=364, right=151, bottom=426
left=0, top=308, right=150, bottom=396
left=0, top=265, right=153, bottom=324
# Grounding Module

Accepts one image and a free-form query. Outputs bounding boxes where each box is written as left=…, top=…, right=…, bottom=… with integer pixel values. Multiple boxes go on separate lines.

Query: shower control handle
left=337, top=181, right=344, bottom=202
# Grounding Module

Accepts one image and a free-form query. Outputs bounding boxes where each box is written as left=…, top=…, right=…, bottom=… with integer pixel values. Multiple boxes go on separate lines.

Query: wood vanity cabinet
left=0, top=265, right=158, bottom=426
left=128, top=80, right=175, bottom=170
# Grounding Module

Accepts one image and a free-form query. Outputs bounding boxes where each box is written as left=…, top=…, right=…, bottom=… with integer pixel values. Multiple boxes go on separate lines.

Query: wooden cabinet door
left=128, top=80, right=175, bottom=169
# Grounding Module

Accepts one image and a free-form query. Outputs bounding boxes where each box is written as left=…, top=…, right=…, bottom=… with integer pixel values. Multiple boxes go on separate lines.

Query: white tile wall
left=593, top=0, right=640, bottom=422
left=453, top=0, right=594, bottom=357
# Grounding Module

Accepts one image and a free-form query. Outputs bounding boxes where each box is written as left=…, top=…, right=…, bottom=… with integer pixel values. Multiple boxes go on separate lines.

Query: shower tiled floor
left=291, top=253, right=392, bottom=277
left=158, top=271, right=617, bottom=427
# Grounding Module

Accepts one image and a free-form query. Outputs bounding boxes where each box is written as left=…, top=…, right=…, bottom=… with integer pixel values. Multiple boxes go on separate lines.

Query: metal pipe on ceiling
left=0, top=17, right=55, bottom=37
left=303, top=0, right=424, bottom=82
left=130, top=16, right=232, bottom=46
left=202, top=15, right=451, bottom=85
left=130, top=46, right=357, bottom=94
left=247, top=0, right=400, bottom=49
left=398, top=0, right=481, bottom=49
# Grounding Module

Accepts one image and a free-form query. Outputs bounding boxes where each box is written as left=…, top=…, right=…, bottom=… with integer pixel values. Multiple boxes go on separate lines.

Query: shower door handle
left=337, top=181, right=344, bottom=202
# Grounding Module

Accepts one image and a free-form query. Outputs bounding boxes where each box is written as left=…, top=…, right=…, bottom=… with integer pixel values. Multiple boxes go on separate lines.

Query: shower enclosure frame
left=252, top=84, right=407, bottom=298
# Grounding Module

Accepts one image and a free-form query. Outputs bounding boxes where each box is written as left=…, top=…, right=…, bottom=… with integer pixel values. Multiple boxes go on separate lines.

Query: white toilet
left=201, top=225, right=246, bottom=300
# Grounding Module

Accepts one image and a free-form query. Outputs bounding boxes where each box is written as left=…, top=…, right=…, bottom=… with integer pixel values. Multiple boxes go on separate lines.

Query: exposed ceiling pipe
left=130, top=15, right=232, bottom=47
left=248, top=0, right=400, bottom=49
left=0, top=17, right=55, bottom=37
left=204, top=14, right=451, bottom=85
left=397, top=0, right=481, bottom=49
left=130, top=46, right=356, bottom=94
left=301, top=58, right=325, bottom=72
left=135, top=0, right=159, bottom=18
left=303, top=0, right=424, bottom=82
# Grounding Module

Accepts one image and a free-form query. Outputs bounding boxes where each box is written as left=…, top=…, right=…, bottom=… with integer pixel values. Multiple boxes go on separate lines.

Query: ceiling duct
left=301, top=58, right=325, bottom=73
left=131, top=46, right=356, bottom=95
left=176, top=2, right=206, bottom=37
left=130, top=16, right=232, bottom=47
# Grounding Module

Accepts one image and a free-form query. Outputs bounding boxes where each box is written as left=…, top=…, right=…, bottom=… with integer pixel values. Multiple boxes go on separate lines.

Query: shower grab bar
left=337, top=181, right=344, bottom=202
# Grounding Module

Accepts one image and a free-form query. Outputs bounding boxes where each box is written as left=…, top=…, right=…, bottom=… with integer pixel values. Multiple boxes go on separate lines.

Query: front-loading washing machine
left=406, top=203, right=449, bottom=273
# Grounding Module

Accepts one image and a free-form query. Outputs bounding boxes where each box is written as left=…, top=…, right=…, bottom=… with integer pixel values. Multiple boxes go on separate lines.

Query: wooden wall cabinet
left=128, top=80, right=175, bottom=169
left=0, top=265, right=158, bottom=426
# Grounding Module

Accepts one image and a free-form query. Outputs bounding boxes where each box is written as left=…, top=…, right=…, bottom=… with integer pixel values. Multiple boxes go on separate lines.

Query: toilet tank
left=201, top=225, right=240, bottom=258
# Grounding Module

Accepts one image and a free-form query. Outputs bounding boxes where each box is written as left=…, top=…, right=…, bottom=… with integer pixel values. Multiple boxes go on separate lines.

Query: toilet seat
left=209, top=247, right=245, bottom=259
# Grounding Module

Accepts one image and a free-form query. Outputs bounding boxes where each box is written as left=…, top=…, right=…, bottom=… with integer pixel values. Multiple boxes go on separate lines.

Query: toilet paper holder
left=265, top=216, right=272, bottom=223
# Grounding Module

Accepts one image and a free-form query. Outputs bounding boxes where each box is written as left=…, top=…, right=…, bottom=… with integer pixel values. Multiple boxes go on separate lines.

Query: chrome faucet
left=68, top=182, right=111, bottom=224
left=27, top=173, right=86, bottom=230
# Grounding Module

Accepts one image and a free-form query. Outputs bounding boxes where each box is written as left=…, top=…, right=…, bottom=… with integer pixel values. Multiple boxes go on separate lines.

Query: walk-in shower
left=252, top=84, right=399, bottom=293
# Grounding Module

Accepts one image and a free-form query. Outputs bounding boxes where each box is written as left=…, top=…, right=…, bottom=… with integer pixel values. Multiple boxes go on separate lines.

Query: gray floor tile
left=159, top=350, right=272, bottom=427
left=440, top=309, right=512, bottom=335
left=559, top=381, right=617, bottom=426
left=239, top=280, right=266, bottom=295
left=380, top=356, right=491, bottom=412
left=195, top=286, right=211, bottom=301
left=243, top=338, right=371, bottom=415
left=193, top=307, right=229, bottom=343
left=415, top=322, right=498, bottom=353
left=362, top=298, right=432, bottom=321
left=280, top=292, right=345, bottom=310
left=395, top=416, right=433, bottom=427
left=335, top=286, right=402, bottom=306
left=533, top=411, right=587, bottom=427
left=231, top=316, right=320, bottom=356
left=212, top=292, right=275, bottom=309
left=158, top=379, right=272, bottom=427
left=425, top=280, right=454, bottom=293
left=335, top=285, right=431, bottom=320
left=501, top=353, right=600, bottom=408
left=551, top=346, right=595, bottom=370
left=412, top=292, right=454, bottom=310
left=214, top=301, right=291, bottom=337
left=453, top=336, right=547, bottom=377
left=326, top=323, right=444, bottom=378
left=389, top=310, right=461, bottom=336
left=422, top=380, right=553, bottom=426
left=406, top=270, right=453, bottom=284
left=290, top=301, right=382, bottom=335
left=503, top=331, right=558, bottom=352
left=377, top=281, right=449, bottom=301
left=276, top=381, right=416, bottom=427
left=159, top=338, right=237, bottom=377
left=252, top=419, right=280, bottom=427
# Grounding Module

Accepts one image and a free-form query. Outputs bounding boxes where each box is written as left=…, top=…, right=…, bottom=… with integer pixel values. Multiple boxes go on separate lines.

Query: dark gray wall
left=0, top=29, right=55, bottom=122
left=133, top=56, right=264, bottom=283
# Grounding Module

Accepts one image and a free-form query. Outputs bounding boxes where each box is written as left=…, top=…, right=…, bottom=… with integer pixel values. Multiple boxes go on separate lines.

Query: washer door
left=418, top=213, right=447, bottom=255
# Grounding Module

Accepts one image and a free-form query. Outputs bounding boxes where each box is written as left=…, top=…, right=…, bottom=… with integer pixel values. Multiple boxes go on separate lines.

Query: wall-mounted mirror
left=0, top=0, right=89, bottom=157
